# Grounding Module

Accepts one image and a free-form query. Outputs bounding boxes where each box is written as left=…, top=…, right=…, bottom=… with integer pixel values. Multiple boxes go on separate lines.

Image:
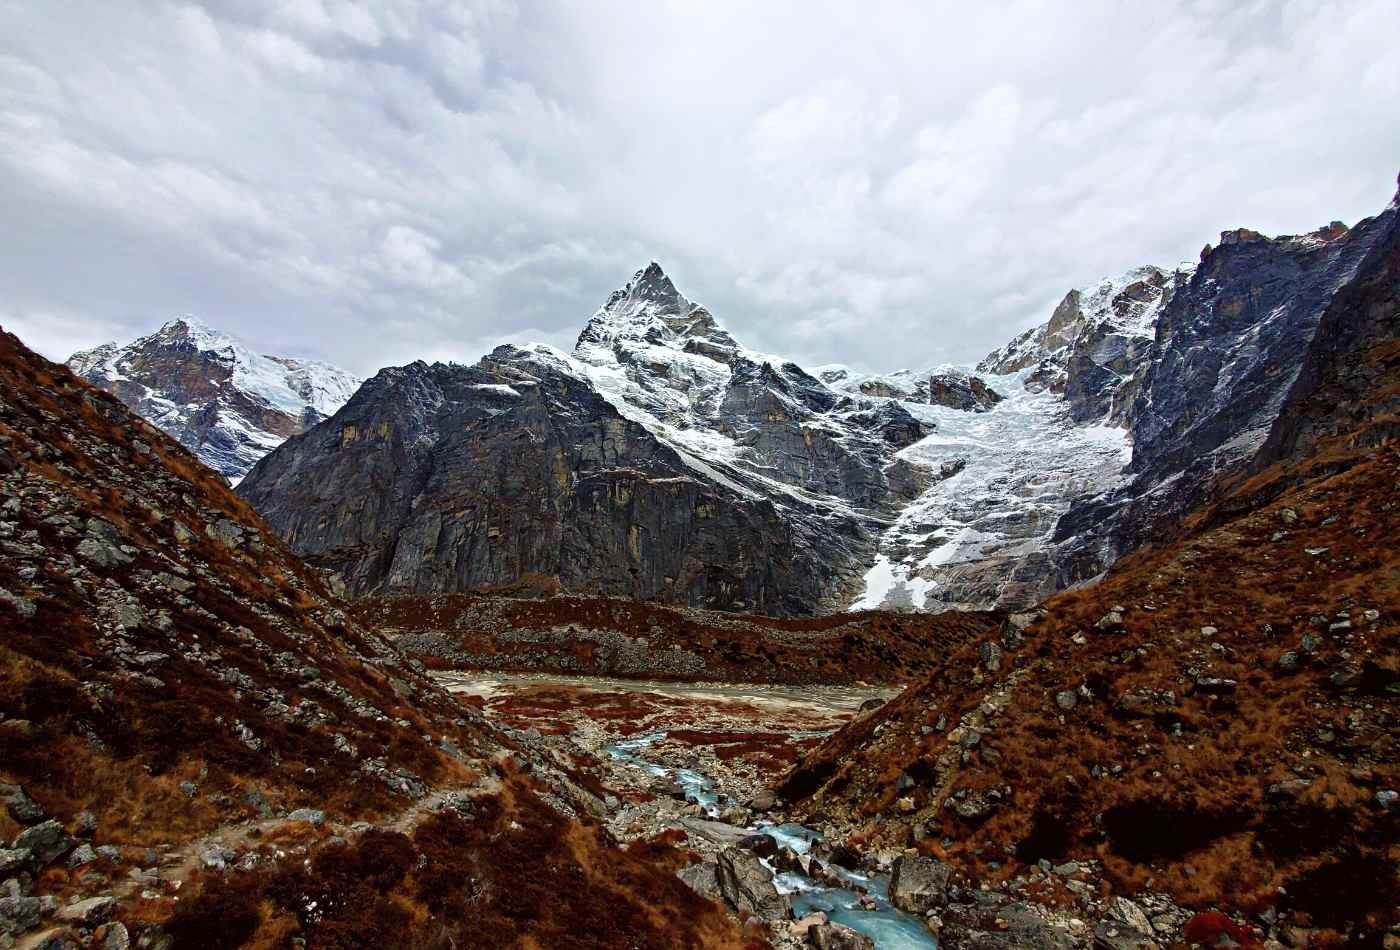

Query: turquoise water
left=603, top=732, right=937, bottom=949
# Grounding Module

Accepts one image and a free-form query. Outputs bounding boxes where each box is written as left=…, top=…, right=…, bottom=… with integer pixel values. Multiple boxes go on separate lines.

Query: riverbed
left=435, top=671, right=937, bottom=949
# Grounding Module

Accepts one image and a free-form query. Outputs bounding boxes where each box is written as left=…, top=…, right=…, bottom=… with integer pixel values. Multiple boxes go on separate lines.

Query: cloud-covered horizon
left=2, top=0, right=1398, bottom=378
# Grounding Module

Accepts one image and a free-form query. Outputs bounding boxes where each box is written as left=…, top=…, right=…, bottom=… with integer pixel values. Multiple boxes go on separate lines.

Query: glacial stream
left=604, top=732, right=938, bottom=949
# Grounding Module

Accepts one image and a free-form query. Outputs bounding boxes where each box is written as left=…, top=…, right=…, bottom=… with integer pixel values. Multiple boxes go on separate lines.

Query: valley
left=1, top=179, right=1396, bottom=949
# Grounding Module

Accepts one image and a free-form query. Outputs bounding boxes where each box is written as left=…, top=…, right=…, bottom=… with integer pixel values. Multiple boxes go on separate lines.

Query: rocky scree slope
left=239, top=263, right=953, bottom=614
left=68, top=317, right=360, bottom=480
left=0, top=327, right=752, bottom=949
left=352, top=591, right=998, bottom=685
left=776, top=222, right=1400, bottom=946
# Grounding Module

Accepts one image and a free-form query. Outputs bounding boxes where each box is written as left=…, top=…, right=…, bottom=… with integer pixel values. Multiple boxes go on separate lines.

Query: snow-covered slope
left=68, top=318, right=361, bottom=480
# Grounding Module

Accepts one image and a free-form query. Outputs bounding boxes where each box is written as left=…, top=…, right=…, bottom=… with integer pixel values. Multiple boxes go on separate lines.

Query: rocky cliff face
left=68, top=318, right=360, bottom=480
left=979, top=264, right=1185, bottom=424
left=1049, top=197, right=1398, bottom=585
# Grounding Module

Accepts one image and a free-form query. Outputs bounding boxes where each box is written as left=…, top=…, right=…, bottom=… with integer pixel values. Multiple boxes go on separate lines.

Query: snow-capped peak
left=67, top=317, right=362, bottom=478
left=576, top=262, right=740, bottom=356
left=157, top=315, right=237, bottom=350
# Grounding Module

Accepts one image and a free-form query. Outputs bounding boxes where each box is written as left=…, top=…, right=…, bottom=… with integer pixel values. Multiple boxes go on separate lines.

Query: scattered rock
left=1055, top=690, right=1078, bottom=711
left=1193, top=676, right=1237, bottom=696
left=1330, top=665, right=1363, bottom=690
left=1095, top=609, right=1126, bottom=634
left=286, top=809, right=325, bottom=828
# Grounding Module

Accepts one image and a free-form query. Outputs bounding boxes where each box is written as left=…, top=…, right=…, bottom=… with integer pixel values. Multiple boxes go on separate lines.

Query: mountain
left=67, top=318, right=360, bottom=480
left=0, top=325, right=749, bottom=948
left=775, top=196, right=1400, bottom=946
left=237, top=262, right=947, bottom=614
left=238, top=187, right=1399, bottom=617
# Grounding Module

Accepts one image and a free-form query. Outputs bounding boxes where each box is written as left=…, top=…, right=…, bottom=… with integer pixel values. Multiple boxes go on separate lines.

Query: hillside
left=351, top=591, right=998, bottom=684
left=0, top=326, right=752, bottom=948
left=776, top=205, right=1400, bottom=946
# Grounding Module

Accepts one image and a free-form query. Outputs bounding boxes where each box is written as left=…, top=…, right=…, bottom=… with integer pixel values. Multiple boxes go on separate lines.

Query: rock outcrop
left=68, top=318, right=359, bottom=479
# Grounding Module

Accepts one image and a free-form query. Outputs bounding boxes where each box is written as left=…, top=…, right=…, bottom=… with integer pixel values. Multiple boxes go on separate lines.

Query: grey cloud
left=1, top=0, right=1397, bottom=378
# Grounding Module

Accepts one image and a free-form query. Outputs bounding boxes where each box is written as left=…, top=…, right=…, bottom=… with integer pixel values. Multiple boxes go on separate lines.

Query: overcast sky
left=2, top=1, right=1397, bottom=377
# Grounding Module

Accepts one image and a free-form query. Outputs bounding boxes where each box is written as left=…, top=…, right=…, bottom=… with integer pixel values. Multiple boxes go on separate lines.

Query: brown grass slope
left=778, top=204, right=1400, bottom=942
left=353, top=591, right=999, bottom=684
left=0, top=327, right=753, bottom=948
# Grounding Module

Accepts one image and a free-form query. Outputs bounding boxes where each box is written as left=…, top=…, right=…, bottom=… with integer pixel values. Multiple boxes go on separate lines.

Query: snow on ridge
left=67, top=316, right=363, bottom=479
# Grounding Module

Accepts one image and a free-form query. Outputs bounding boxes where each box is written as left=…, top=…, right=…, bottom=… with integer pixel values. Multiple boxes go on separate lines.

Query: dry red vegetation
left=167, top=780, right=752, bottom=950
left=781, top=436, right=1400, bottom=941
left=352, top=589, right=998, bottom=685
left=0, top=327, right=757, bottom=948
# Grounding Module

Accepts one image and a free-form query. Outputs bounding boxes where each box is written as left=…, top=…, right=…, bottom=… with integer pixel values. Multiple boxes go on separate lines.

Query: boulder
left=810, top=921, right=876, bottom=949
left=676, top=862, right=723, bottom=903
left=0, top=785, right=45, bottom=825
left=0, top=848, right=31, bottom=875
left=26, top=926, right=82, bottom=950
left=715, top=847, right=787, bottom=920
left=94, top=922, right=131, bottom=950
left=55, top=895, right=118, bottom=927
left=678, top=817, right=749, bottom=848
left=889, top=854, right=954, bottom=914
left=747, top=789, right=778, bottom=813
left=13, top=820, right=73, bottom=867
left=737, top=833, right=778, bottom=859
left=66, top=843, right=97, bottom=868
left=0, top=894, right=42, bottom=936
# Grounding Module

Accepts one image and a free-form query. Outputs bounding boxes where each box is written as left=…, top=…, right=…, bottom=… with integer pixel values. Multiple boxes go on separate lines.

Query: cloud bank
left=2, top=0, right=1397, bottom=375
